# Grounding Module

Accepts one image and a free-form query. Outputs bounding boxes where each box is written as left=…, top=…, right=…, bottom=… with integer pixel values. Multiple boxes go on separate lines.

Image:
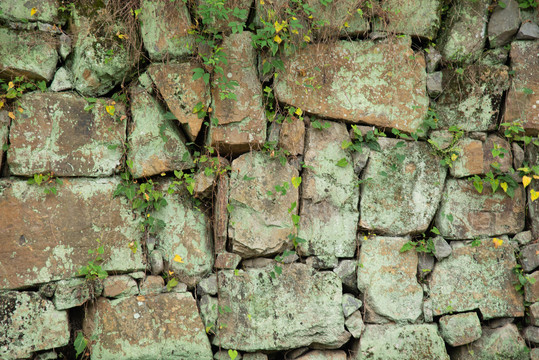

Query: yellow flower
left=492, top=238, right=503, bottom=248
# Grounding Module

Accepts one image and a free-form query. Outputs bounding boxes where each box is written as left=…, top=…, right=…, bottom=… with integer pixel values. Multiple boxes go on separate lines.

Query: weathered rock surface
left=439, top=0, right=490, bottom=63
left=214, top=252, right=242, bottom=269
left=530, top=303, right=539, bottom=326
left=298, top=122, right=358, bottom=258
left=488, top=0, right=521, bottom=48
left=438, top=312, right=482, bottom=346
left=209, top=32, right=266, bottom=155
left=0, top=28, right=58, bottom=81
left=296, top=350, right=347, bottom=360
left=435, top=65, right=510, bottom=132
left=154, top=183, right=213, bottom=288
left=357, top=236, right=423, bottom=323
left=50, top=67, right=74, bottom=92
left=430, top=238, right=524, bottom=319
left=0, top=178, right=144, bottom=290
left=228, top=151, right=299, bottom=258
left=140, top=0, right=193, bottom=60
left=0, top=291, right=69, bottom=359
left=345, top=311, right=364, bottom=339
left=433, top=236, right=452, bottom=260
left=279, top=118, right=305, bottom=156
left=516, top=21, right=539, bottom=39
left=353, top=324, right=449, bottom=360
left=342, top=294, right=362, bottom=318
left=451, top=135, right=513, bottom=177
left=360, top=138, right=446, bottom=235
left=521, top=243, right=539, bottom=273
left=0, top=0, right=63, bottom=24
left=0, top=111, right=8, bottom=170
left=139, top=276, right=164, bottom=295
left=274, top=37, right=428, bottom=133
left=83, top=293, right=213, bottom=360
left=127, top=86, right=193, bottom=178
left=524, top=326, right=539, bottom=345
left=214, top=264, right=348, bottom=351
left=147, top=62, right=210, bottom=141
left=8, top=92, right=126, bottom=176
left=102, top=275, right=139, bottom=299
left=435, top=179, right=525, bottom=239
left=505, top=41, right=539, bottom=135
left=334, top=259, right=357, bottom=291
left=450, top=324, right=529, bottom=360
left=53, top=278, right=103, bottom=310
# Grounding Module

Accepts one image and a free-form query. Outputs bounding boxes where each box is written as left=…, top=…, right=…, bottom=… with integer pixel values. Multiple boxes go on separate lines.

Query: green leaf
left=228, top=349, right=238, bottom=360
left=166, top=278, right=179, bottom=291
left=431, top=226, right=440, bottom=235
left=291, top=176, right=302, bottom=188
left=399, top=241, right=415, bottom=253
left=74, top=332, right=87, bottom=358
left=522, top=87, right=534, bottom=95
left=336, top=158, right=348, bottom=167
left=472, top=176, right=483, bottom=193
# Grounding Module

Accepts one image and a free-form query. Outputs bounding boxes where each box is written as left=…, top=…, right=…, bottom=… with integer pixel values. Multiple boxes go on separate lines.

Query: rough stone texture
left=214, top=264, right=348, bottom=351
left=102, top=275, right=139, bottom=299
left=521, top=243, right=539, bottom=273
left=342, top=294, right=362, bottom=318
left=524, top=326, right=539, bottom=344
left=516, top=21, right=539, bottom=39
left=435, top=65, right=510, bottom=132
left=0, top=291, right=69, bottom=359
left=360, top=138, right=447, bottom=235
left=214, top=252, right=242, bottom=269
left=0, top=112, right=8, bottom=170
left=127, top=86, right=193, bottom=178
left=357, top=236, right=423, bottom=323
left=435, top=179, right=525, bottom=239
left=274, top=37, right=428, bottom=133
left=438, top=312, right=482, bottom=346
left=53, top=278, right=103, bottom=310
left=513, top=230, right=533, bottom=246
left=197, top=275, right=218, bottom=297
left=528, top=146, right=539, bottom=238
left=0, top=28, right=58, bottom=81
left=530, top=303, right=539, bottom=326
left=296, top=350, right=347, bottom=360
left=354, top=324, right=449, bottom=360
left=298, top=122, right=358, bottom=258
left=199, top=294, right=218, bottom=330
left=147, top=62, right=210, bottom=141
left=505, top=41, right=539, bottom=135
left=9, top=92, right=126, bottom=177
left=334, top=259, right=357, bottom=291
left=0, top=0, right=62, bottom=24
left=139, top=276, right=164, bottom=295
left=430, top=238, right=524, bottom=319
left=209, top=32, right=266, bottom=155
left=214, top=171, right=229, bottom=254
left=243, top=353, right=268, bottom=360
left=438, top=0, right=490, bottom=63
left=417, top=253, right=434, bottom=277
left=479, top=47, right=510, bottom=66
left=83, top=293, right=213, bottom=360
left=154, top=183, right=214, bottom=288
left=228, top=152, right=299, bottom=258
left=50, top=67, right=73, bottom=92
left=513, top=142, right=525, bottom=169
left=451, top=324, right=529, bottom=360
left=140, top=0, right=193, bottom=60
left=451, top=138, right=484, bottom=177
left=483, top=135, right=513, bottom=174
left=433, top=236, right=452, bottom=260
left=279, top=118, right=305, bottom=156
left=0, top=178, right=144, bottom=290
left=488, top=0, right=521, bottom=48
left=149, top=250, right=164, bottom=275
left=345, top=311, right=364, bottom=339
left=427, top=71, right=443, bottom=97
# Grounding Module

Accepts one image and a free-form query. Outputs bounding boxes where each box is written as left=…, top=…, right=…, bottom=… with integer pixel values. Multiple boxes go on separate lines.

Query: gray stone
left=197, top=275, right=218, bottom=297
left=430, top=238, right=524, bottom=319
left=306, top=256, right=339, bottom=270
left=102, top=275, right=139, bottom=299
left=513, top=231, right=533, bottom=246
left=50, top=67, right=73, bottom=92
left=296, top=350, right=347, bottom=360
left=529, top=302, right=539, bottom=326
left=342, top=294, right=362, bottom=318
left=228, top=151, right=299, bottom=258
left=351, top=146, right=370, bottom=176
left=83, top=293, right=213, bottom=360
left=427, top=71, right=443, bottom=97
left=35, top=351, right=58, bottom=360
left=353, top=324, right=449, bottom=360
left=39, top=283, right=56, bottom=298
left=242, top=258, right=275, bottom=268
left=433, top=236, right=452, bottom=260
left=298, top=121, right=359, bottom=258
left=333, top=259, right=358, bottom=291
left=438, top=312, right=482, bottom=346
left=533, top=348, right=539, bottom=360
left=524, top=326, right=539, bottom=344
left=423, top=299, right=433, bottom=322
left=451, top=324, right=529, bottom=360
left=487, top=317, right=515, bottom=329
left=59, top=33, right=72, bottom=60
left=426, top=47, right=442, bottom=73
left=170, top=281, right=188, bottom=293
left=139, top=276, right=165, bottom=296
left=479, top=47, right=510, bottom=66
left=53, top=278, right=102, bottom=310
left=517, top=21, right=539, bottom=39
left=360, top=138, right=447, bottom=236
left=214, top=264, right=348, bottom=351
left=243, top=353, right=268, bottom=360
left=129, top=272, right=146, bottom=280
left=488, top=0, right=521, bottom=48
left=417, top=253, right=435, bottom=278
left=0, top=291, right=70, bottom=359
left=214, top=252, right=242, bottom=270
left=199, top=295, right=218, bottom=332
left=345, top=311, right=364, bottom=339
left=287, top=347, right=309, bottom=359
left=513, top=142, right=525, bottom=169
left=521, top=243, right=539, bottom=273
left=0, top=0, right=63, bottom=24
left=357, top=236, right=423, bottom=323
left=149, top=250, right=164, bottom=275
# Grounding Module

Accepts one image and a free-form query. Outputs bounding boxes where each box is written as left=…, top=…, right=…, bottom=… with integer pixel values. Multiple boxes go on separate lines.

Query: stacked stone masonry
left=0, top=0, right=539, bottom=359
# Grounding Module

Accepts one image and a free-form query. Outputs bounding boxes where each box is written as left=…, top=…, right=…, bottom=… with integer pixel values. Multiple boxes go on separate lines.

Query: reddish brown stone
left=279, top=118, right=305, bottom=155
left=483, top=135, right=513, bottom=173
left=525, top=271, right=539, bottom=303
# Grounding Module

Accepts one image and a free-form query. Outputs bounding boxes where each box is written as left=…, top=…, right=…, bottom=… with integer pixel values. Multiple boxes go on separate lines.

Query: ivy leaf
left=291, top=176, right=302, bottom=188
left=74, top=332, right=87, bottom=358
left=228, top=350, right=238, bottom=360
left=336, top=158, right=348, bottom=167
left=399, top=241, right=415, bottom=253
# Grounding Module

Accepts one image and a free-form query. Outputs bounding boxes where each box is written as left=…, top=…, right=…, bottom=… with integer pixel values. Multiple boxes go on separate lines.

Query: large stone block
left=298, top=121, right=359, bottom=258
left=360, top=138, right=446, bottom=235
left=0, top=178, right=144, bottom=290
left=208, top=32, right=266, bottom=155
left=435, top=179, right=525, bottom=239
left=451, top=135, right=513, bottom=178
left=8, top=92, right=126, bottom=177
left=83, top=293, right=213, bottom=360
left=0, top=28, right=58, bottom=81
left=147, top=62, right=211, bottom=141
left=505, top=41, right=539, bottom=135
left=438, top=312, right=482, bottom=347
left=228, top=152, right=299, bottom=258
left=0, top=0, right=63, bottom=24
left=214, top=264, right=348, bottom=351
left=429, top=239, right=524, bottom=319
left=0, top=291, right=69, bottom=359
left=488, top=0, right=521, bottom=48
left=274, top=37, right=428, bottom=133
left=357, top=236, right=423, bottom=323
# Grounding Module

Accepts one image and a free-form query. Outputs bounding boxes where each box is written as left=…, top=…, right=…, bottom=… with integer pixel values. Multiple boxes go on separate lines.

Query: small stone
left=487, top=317, right=515, bottom=328
left=532, top=348, right=539, bottom=360
left=427, top=71, right=443, bottom=97
left=417, top=253, right=435, bottom=278
left=483, top=135, right=513, bottom=174
left=488, top=0, right=521, bottom=48
left=102, top=275, right=139, bottom=299
left=525, top=271, right=539, bottom=303
left=59, top=33, right=72, bottom=60
left=214, top=252, right=242, bottom=270
left=214, top=351, right=242, bottom=360
left=426, top=47, right=442, bottom=73
left=281, top=252, right=299, bottom=264
left=242, top=258, right=274, bottom=268
left=450, top=138, right=484, bottom=178
left=149, top=250, right=164, bottom=275
left=342, top=294, right=362, bottom=318
left=433, top=237, right=452, bottom=260
left=243, top=353, right=268, bottom=360
left=35, top=350, right=58, bottom=360
left=146, top=236, right=157, bottom=252
left=139, top=276, right=165, bottom=296
left=351, top=147, right=370, bottom=176
left=39, top=283, right=57, bottom=299
left=423, top=300, right=433, bottom=323
left=306, top=256, right=339, bottom=270
left=429, top=130, right=454, bottom=150
left=529, top=303, right=539, bottom=326
left=334, top=260, right=358, bottom=291
left=170, top=282, right=188, bottom=293
left=296, top=350, right=347, bottom=360
left=438, top=312, right=482, bottom=346
left=513, top=142, right=525, bottom=169
left=279, top=118, right=305, bottom=156
left=521, top=243, right=539, bottom=272
left=193, top=170, right=215, bottom=199
left=197, top=275, right=218, bottom=297
left=516, top=21, right=539, bottom=39
left=524, top=326, right=539, bottom=345
left=53, top=278, right=102, bottom=310
left=50, top=67, right=73, bottom=92
left=267, top=121, right=281, bottom=144
left=286, top=347, right=309, bottom=359
left=345, top=311, right=365, bottom=339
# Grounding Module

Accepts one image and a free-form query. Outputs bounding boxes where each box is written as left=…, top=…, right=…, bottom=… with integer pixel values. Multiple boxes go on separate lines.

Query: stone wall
left=0, top=0, right=539, bottom=359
